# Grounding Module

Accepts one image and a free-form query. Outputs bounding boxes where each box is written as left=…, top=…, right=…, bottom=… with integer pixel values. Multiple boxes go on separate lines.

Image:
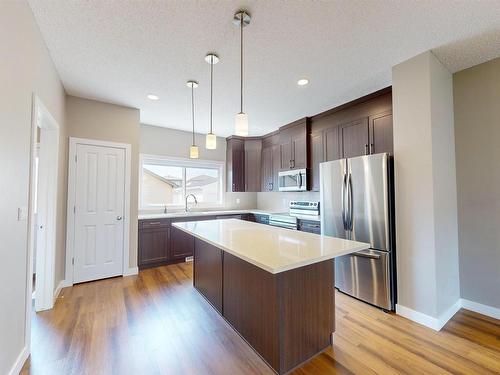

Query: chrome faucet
left=184, top=194, right=198, bottom=212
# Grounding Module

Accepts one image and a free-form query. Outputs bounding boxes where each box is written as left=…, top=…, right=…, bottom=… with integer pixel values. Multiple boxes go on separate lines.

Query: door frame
left=25, top=94, right=60, bottom=363
left=65, top=137, right=132, bottom=285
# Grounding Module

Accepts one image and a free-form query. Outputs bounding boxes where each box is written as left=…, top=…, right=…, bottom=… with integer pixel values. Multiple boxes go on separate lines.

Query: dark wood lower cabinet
left=193, top=238, right=223, bottom=313
left=223, top=253, right=280, bottom=370
left=138, top=222, right=170, bottom=269
left=193, top=240, right=335, bottom=375
left=170, top=225, right=194, bottom=260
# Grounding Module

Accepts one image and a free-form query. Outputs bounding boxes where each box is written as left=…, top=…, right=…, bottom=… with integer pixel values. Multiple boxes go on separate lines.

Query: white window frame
left=139, top=153, right=225, bottom=211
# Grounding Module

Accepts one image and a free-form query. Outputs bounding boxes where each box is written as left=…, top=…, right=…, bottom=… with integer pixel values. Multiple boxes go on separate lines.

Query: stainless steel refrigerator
left=320, top=153, right=396, bottom=310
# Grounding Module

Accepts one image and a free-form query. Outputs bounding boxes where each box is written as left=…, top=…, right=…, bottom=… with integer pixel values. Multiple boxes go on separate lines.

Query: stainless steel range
left=268, top=201, right=320, bottom=230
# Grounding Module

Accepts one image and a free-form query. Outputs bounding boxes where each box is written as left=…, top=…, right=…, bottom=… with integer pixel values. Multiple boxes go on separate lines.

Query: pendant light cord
left=191, top=84, right=195, bottom=145
left=240, top=15, right=243, bottom=113
left=210, top=55, right=213, bottom=134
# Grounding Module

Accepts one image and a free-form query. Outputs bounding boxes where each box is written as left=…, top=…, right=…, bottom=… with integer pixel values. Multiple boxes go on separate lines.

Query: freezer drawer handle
left=352, top=252, right=381, bottom=260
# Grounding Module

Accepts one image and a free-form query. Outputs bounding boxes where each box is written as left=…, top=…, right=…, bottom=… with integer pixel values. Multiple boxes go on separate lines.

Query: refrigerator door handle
left=347, top=172, right=353, bottom=230
left=341, top=173, right=347, bottom=230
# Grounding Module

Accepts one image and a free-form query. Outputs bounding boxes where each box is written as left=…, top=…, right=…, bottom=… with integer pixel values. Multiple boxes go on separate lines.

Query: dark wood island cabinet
left=173, top=219, right=369, bottom=375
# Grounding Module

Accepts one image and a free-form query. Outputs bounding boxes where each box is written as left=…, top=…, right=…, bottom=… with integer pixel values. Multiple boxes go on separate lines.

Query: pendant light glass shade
left=235, top=112, right=248, bottom=136
left=189, top=145, right=199, bottom=159
left=205, top=133, right=217, bottom=149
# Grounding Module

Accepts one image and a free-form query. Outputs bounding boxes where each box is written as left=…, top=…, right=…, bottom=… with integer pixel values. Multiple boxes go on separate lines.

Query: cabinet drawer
left=140, top=219, right=170, bottom=229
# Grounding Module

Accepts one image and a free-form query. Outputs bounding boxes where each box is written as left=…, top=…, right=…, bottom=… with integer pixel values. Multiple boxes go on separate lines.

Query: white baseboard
left=461, top=298, right=500, bottom=320
left=124, top=267, right=138, bottom=276
left=396, top=299, right=462, bottom=331
left=8, top=345, right=29, bottom=375
left=397, top=298, right=500, bottom=331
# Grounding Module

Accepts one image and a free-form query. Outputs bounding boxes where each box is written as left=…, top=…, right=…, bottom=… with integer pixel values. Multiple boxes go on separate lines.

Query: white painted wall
left=392, top=51, right=460, bottom=326
left=0, top=2, right=66, bottom=373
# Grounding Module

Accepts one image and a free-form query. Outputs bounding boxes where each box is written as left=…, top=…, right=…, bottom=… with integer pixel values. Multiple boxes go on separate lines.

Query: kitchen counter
left=138, top=209, right=275, bottom=220
left=139, top=209, right=321, bottom=222
left=172, top=218, right=367, bottom=274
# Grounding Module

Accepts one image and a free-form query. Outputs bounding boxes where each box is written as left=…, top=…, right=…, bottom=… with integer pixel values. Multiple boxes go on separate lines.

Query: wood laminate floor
left=22, top=262, right=500, bottom=375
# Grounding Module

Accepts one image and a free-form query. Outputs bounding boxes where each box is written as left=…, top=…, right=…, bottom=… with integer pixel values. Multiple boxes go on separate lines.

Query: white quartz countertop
left=138, top=209, right=320, bottom=222
left=172, top=219, right=368, bottom=274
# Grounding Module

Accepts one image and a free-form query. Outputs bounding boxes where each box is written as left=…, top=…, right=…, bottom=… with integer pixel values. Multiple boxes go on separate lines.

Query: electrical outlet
left=17, top=206, right=28, bottom=221
left=236, top=198, right=241, bottom=204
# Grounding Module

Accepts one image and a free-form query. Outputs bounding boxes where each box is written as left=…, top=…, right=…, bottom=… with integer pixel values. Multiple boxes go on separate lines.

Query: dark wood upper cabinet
left=340, top=117, right=370, bottom=159
left=369, top=111, right=393, bottom=155
left=279, top=140, right=292, bottom=170
left=278, top=118, right=308, bottom=171
left=271, top=144, right=280, bottom=191
left=244, top=139, right=262, bottom=192
left=226, top=138, right=245, bottom=192
left=324, top=126, right=340, bottom=161
left=308, top=89, right=392, bottom=191
left=261, top=145, right=273, bottom=191
left=309, top=131, right=324, bottom=192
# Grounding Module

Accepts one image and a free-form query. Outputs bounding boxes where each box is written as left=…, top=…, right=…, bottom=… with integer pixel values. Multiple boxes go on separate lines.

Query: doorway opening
left=27, top=94, right=60, bottom=316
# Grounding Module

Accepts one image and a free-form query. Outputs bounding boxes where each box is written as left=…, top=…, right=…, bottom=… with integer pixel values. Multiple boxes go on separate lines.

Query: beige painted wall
left=139, top=124, right=258, bottom=211
left=454, top=57, right=500, bottom=309
left=66, top=96, right=140, bottom=269
left=0, top=1, right=67, bottom=373
left=141, top=123, right=227, bottom=161
left=392, top=51, right=460, bottom=320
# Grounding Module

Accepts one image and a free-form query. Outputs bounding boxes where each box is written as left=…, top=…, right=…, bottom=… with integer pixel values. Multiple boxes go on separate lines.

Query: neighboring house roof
left=143, top=168, right=182, bottom=188
left=186, top=175, right=218, bottom=188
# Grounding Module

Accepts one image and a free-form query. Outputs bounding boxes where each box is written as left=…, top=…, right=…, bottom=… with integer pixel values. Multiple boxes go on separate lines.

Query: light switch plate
left=236, top=198, right=241, bottom=204
left=18, top=206, right=28, bottom=221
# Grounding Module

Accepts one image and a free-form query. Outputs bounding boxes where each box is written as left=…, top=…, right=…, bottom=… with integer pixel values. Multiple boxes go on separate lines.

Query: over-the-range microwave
left=278, top=169, right=307, bottom=191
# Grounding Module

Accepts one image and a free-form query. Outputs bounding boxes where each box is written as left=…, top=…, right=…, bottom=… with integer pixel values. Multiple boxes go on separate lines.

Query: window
left=140, top=155, right=224, bottom=210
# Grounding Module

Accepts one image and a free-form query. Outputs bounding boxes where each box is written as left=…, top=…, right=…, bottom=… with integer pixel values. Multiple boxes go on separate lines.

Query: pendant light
left=233, top=11, right=251, bottom=136
left=187, top=80, right=199, bottom=159
left=205, top=53, right=219, bottom=150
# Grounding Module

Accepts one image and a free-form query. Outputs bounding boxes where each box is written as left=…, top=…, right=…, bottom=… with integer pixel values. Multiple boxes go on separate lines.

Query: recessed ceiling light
left=297, top=78, right=309, bottom=86
left=147, top=94, right=159, bottom=100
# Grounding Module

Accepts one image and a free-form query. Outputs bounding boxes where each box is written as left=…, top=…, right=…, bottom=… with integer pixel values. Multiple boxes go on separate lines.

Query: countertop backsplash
left=257, top=191, right=320, bottom=212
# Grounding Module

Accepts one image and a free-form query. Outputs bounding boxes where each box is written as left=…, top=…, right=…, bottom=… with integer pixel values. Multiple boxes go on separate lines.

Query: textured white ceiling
left=28, top=0, right=500, bottom=137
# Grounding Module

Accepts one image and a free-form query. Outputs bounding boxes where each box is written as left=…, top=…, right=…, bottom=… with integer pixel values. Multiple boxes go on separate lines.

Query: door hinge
left=72, top=257, right=74, bottom=265
left=73, top=205, right=76, bottom=214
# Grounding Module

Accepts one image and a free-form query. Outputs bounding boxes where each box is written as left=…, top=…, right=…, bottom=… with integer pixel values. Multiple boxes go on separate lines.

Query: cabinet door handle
left=365, top=144, right=369, bottom=155
left=370, top=143, right=374, bottom=154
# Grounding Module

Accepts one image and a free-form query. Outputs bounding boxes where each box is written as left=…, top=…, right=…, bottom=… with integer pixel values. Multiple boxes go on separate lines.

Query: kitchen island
left=172, top=219, right=369, bottom=374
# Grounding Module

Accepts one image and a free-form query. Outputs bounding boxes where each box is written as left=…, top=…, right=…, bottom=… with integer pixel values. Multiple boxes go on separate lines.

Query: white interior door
left=74, top=143, right=125, bottom=283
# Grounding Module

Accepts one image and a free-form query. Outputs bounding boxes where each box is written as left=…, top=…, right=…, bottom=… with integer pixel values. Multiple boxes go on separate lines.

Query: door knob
left=117, top=216, right=123, bottom=221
